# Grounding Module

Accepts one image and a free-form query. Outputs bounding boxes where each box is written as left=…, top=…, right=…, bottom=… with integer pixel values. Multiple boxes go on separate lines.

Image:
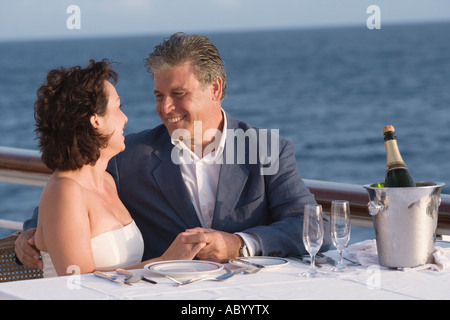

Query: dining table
left=1, top=239, right=450, bottom=305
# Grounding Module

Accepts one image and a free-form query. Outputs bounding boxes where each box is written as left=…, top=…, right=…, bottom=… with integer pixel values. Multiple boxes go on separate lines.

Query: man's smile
left=166, top=115, right=186, bottom=123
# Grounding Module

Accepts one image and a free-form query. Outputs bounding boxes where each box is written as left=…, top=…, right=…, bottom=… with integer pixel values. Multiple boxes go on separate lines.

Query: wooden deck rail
left=1, top=146, right=450, bottom=235
left=0, top=147, right=51, bottom=186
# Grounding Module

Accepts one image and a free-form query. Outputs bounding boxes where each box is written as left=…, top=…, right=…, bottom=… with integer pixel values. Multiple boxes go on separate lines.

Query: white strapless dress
left=41, top=220, right=144, bottom=277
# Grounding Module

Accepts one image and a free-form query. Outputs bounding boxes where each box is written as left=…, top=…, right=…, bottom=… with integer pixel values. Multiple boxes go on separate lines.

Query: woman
left=34, top=59, right=204, bottom=277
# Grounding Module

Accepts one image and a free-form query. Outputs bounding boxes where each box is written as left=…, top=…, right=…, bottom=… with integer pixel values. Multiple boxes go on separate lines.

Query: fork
left=116, top=268, right=157, bottom=284
left=168, top=269, right=239, bottom=286
left=169, top=276, right=225, bottom=286
left=94, top=271, right=137, bottom=285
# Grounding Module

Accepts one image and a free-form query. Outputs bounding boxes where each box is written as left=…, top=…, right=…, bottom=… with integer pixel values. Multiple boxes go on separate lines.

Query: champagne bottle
left=383, top=125, right=415, bottom=187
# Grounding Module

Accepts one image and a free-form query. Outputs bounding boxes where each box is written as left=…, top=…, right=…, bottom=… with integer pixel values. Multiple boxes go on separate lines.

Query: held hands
left=181, top=227, right=243, bottom=263
left=159, top=231, right=207, bottom=261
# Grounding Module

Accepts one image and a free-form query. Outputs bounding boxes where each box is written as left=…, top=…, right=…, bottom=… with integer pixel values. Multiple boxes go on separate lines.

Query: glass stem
left=338, top=249, right=344, bottom=268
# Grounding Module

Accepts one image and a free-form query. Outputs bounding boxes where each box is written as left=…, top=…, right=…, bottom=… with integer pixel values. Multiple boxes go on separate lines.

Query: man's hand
left=181, top=228, right=243, bottom=263
left=14, top=228, right=42, bottom=269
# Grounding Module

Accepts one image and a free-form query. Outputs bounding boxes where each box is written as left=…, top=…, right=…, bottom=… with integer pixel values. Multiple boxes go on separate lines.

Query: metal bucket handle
left=365, top=182, right=444, bottom=216
left=368, top=200, right=386, bottom=216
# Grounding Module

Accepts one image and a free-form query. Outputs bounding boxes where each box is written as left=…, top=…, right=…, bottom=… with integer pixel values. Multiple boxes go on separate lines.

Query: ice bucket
left=364, top=182, right=444, bottom=268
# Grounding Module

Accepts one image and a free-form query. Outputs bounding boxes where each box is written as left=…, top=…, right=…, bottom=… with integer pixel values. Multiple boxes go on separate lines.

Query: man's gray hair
left=145, top=32, right=227, bottom=101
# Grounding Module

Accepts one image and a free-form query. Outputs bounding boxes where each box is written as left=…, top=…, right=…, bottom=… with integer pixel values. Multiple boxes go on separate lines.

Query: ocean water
left=1, top=22, right=449, bottom=240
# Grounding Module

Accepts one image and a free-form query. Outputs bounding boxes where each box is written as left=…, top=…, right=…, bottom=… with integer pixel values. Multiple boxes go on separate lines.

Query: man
left=16, top=33, right=330, bottom=268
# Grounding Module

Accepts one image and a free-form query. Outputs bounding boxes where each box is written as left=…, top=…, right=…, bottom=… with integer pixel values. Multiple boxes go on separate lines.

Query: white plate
left=229, top=256, right=289, bottom=269
left=144, top=260, right=224, bottom=278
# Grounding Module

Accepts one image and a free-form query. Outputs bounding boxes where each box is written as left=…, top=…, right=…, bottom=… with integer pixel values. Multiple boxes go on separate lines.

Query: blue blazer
left=107, top=113, right=330, bottom=260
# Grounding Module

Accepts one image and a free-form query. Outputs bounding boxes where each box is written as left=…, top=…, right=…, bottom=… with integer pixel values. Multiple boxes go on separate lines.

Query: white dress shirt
left=171, top=111, right=260, bottom=256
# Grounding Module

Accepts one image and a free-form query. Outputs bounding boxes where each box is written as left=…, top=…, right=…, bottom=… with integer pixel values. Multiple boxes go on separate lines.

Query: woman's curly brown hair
left=34, top=59, right=118, bottom=171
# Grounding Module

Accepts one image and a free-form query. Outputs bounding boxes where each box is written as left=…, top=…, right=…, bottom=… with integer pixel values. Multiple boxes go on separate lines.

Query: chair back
left=0, top=232, right=43, bottom=282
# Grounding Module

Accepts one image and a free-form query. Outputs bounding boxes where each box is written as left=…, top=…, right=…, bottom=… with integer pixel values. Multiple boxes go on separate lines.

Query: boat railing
left=1, top=146, right=450, bottom=236
left=0, top=146, right=51, bottom=187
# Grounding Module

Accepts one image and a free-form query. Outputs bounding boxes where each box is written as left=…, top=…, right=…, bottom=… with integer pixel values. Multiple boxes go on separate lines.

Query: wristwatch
left=239, top=242, right=249, bottom=257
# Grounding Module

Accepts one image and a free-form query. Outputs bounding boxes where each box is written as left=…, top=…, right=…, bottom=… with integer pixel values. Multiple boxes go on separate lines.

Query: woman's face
left=96, top=81, right=128, bottom=155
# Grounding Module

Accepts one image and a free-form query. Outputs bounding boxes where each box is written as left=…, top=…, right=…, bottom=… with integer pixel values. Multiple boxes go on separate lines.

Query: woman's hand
left=159, top=231, right=207, bottom=261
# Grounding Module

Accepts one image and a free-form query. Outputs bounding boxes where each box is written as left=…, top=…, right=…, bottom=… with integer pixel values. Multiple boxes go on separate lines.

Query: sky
left=0, top=0, right=449, bottom=41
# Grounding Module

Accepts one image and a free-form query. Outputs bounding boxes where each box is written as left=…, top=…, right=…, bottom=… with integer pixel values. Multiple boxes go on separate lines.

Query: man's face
left=153, top=61, right=222, bottom=139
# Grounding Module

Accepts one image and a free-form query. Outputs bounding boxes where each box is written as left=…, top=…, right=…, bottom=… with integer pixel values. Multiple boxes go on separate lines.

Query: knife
left=229, top=258, right=265, bottom=269
left=317, top=253, right=337, bottom=266
left=289, top=256, right=322, bottom=268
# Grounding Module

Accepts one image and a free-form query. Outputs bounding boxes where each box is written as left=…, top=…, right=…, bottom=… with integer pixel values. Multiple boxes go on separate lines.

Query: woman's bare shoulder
left=44, top=174, right=83, bottom=196
left=40, top=174, right=86, bottom=212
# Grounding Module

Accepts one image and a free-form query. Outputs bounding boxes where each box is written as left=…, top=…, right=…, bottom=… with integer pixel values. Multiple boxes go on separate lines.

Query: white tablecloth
left=1, top=242, right=450, bottom=301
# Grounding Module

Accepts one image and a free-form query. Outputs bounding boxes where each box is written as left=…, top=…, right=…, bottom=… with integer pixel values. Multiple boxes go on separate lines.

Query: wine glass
left=300, top=204, right=324, bottom=278
left=330, top=200, right=351, bottom=272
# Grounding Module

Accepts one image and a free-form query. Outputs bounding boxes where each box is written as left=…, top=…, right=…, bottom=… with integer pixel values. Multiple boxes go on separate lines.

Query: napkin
left=344, top=239, right=379, bottom=267
left=344, top=240, right=450, bottom=272
left=402, top=246, right=450, bottom=272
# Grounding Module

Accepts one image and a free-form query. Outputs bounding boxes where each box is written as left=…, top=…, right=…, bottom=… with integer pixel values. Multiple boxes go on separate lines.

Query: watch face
left=239, top=244, right=248, bottom=257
